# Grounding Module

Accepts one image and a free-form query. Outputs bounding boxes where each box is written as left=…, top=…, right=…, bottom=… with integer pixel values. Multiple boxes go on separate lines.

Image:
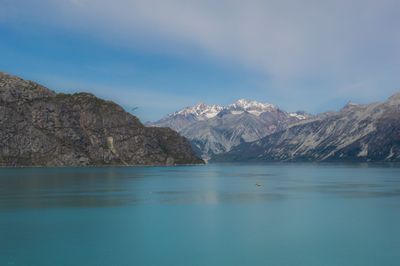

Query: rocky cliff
left=214, top=93, right=400, bottom=162
left=0, top=72, right=203, bottom=166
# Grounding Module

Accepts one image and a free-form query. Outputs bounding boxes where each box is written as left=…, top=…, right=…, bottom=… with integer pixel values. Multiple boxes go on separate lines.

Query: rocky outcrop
left=214, top=93, right=400, bottom=162
left=0, top=72, right=203, bottom=166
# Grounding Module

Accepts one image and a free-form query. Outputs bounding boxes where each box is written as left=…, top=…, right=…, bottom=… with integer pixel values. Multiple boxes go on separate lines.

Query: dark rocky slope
left=214, top=94, right=400, bottom=162
left=0, top=72, right=203, bottom=166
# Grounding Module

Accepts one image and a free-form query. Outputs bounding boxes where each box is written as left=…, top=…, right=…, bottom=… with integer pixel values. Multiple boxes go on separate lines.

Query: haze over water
left=1, top=164, right=400, bottom=266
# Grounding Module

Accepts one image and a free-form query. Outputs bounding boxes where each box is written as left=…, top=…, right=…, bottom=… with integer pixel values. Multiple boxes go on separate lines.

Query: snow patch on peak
left=231, top=99, right=275, bottom=109
left=228, top=99, right=276, bottom=116
left=289, top=112, right=307, bottom=120
left=164, top=99, right=281, bottom=121
left=174, top=103, right=223, bottom=120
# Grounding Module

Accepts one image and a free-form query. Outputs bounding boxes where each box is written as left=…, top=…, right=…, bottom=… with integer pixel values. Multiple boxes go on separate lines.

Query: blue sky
left=1, top=0, right=400, bottom=121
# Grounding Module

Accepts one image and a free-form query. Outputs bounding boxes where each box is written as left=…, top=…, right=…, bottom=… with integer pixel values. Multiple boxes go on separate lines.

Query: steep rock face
left=214, top=94, right=400, bottom=162
left=0, top=72, right=203, bottom=166
left=149, top=99, right=310, bottom=160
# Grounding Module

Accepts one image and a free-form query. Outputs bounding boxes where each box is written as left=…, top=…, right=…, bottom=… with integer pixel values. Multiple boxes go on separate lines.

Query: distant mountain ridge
left=213, top=93, right=400, bottom=162
left=148, top=99, right=310, bottom=160
left=162, top=99, right=303, bottom=120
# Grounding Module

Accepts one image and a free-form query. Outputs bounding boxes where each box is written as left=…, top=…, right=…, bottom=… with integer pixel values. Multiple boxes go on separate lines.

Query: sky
left=1, top=0, right=399, bottom=122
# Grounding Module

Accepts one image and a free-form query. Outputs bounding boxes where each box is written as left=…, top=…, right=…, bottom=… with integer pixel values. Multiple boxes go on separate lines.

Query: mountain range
left=150, top=93, right=400, bottom=163
left=0, top=72, right=202, bottom=166
left=2, top=72, right=399, bottom=165
left=213, top=94, right=400, bottom=162
left=148, top=99, right=310, bottom=160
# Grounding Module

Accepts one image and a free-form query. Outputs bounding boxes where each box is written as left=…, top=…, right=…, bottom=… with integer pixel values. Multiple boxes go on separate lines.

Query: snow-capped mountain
left=227, top=99, right=277, bottom=116
left=146, top=103, right=223, bottom=132
left=148, top=99, right=310, bottom=160
left=173, top=103, right=223, bottom=120
left=215, top=93, right=400, bottom=162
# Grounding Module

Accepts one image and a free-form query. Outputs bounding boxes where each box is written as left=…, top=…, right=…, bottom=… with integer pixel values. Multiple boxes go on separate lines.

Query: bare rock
left=0, top=72, right=203, bottom=167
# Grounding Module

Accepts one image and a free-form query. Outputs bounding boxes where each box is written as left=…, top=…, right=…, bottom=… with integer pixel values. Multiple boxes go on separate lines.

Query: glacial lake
left=1, top=163, right=400, bottom=266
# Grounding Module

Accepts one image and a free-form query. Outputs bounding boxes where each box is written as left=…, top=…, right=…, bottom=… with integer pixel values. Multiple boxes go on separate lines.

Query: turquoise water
left=1, top=163, right=400, bottom=266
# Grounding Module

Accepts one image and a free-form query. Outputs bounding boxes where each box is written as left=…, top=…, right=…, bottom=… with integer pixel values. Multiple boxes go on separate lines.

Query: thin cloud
left=2, top=0, right=400, bottom=112
left=49, top=0, right=400, bottom=77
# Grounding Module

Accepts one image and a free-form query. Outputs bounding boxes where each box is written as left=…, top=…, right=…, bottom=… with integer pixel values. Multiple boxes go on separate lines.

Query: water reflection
left=0, top=168, right=145, bottom=210
left=1, top=164, right=400, bottom=210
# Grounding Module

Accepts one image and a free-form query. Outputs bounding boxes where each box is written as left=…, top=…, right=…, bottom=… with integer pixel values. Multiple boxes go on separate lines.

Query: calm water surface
left=1, top=163, right=400, bottom=266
